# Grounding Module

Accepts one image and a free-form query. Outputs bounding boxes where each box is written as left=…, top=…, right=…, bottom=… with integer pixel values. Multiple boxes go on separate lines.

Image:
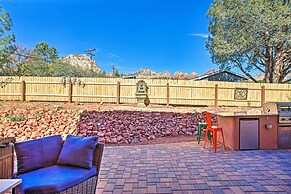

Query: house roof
left=121, top=75, right=137, bottom=79
left=191, top=70, right=247, bottom=81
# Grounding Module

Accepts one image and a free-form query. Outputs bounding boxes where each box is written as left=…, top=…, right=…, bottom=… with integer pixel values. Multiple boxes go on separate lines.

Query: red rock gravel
left=77, top=110, right=204, bottom=144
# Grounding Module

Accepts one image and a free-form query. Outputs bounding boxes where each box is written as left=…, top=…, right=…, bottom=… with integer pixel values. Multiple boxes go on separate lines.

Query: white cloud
left=105, top=52, right=119, bottom=59
left=189, top=33, right=210, bottom=38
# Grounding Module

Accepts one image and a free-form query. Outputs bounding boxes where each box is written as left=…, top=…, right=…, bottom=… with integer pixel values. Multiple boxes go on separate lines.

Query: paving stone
left=97, top=180, right=107, bottom=189
left=160, top=178, right=174, bottom=183
left=126, top=178, right=139, bottom=183
left=180, top=184, right=195, bottom=190
left=207, top=176, right=221, bottom=181
left=210, top=187, right=224, bottom=194
left=250, top=183, right=269, bottom=192
left=132, top=188, right=147, bottom=194
left=112, top=189, right=123, bottom=194
left=169, top=182, right=182, bottom=191
left=123, top=183, right=133, bottom=191
left=284, top=179, right=291, bottom=185
left=207, top=181, right=221, bottom=187
left=156, top=187, right=173, bottom=193
left=172, top=191, right=189, bottom=194
left=203, top=190, right=214, bottom=194
left=229, top=186, right=244, bottom=194
left=194, top=183, right=210, bottom=190
left=96, top=188, right=104, bottom=193
left=101, top=192, right=112, bottom=194
left=264, top=185, right=284, bottom=192
left=278, top=185, right=291, bottom=193
left=147, top=177, right=160, bottom=183
left=156, top=182, right=167, bottom=188
left=138, top=181, right=147, bottom=188
left=221, top=188, right=235, bottom=194
left=138, top=176, right=147, bottom=181
left=107, top=179, right=116, bottom=184
left=239, top=185, right=257, bottom=192
left=103, top=183, right=115, bottom=192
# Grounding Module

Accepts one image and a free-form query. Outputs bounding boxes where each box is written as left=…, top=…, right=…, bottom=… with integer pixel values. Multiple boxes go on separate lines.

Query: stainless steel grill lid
left=263, top=102, right=291, bottom=124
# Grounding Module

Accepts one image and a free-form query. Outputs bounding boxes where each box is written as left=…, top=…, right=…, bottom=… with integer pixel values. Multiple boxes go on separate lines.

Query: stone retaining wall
left=77, top=110, right=204, bottom=144
left=1, top=108, right=205, bottom=144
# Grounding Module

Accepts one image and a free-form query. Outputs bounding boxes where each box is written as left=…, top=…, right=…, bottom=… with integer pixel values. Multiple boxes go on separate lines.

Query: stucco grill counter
left=214, top=110, right=278, bottom=150
left=263, top=102, right=291, bottom=148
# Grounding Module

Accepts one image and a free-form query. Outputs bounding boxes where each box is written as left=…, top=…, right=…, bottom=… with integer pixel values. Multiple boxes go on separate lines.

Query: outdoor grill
left=263, top=102, right=291, bottom=148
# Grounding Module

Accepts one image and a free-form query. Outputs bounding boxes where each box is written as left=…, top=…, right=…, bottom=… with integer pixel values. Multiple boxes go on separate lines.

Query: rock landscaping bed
left=0, top=102, right=254, bottom=144
left=0, top=106, right=80, bottom=141
left=78, top=110, right=204, bottom=144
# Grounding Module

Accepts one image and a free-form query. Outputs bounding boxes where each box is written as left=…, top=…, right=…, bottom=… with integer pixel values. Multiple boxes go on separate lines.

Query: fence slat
left=117, top=81, right=120, bottom=104
left=68, top=80, right=73, bottom=103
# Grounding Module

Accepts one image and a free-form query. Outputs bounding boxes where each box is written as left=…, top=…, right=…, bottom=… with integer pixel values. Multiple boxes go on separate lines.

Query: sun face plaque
left=135, top=80, right=149, bottom=107
left=234, top=88, right=248, bottom=100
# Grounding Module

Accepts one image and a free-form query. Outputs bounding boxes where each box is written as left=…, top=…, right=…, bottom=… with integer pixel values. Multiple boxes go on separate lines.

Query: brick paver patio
left=97, top=142, right=291, bottom=194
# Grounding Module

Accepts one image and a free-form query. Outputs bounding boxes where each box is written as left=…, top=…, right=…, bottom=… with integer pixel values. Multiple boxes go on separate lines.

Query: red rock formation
left=173, top=71, right=189, bottom=80
left=188, top=72, right=198, bottom=79
left=203, top=69, right=218, bottom=76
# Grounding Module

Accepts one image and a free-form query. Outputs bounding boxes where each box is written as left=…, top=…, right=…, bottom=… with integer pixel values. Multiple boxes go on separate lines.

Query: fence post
left=21, top=80, right=26, bottom=102
left=117, top=81, right=120, bottom=105
left=68, top=80, right=73, bottom=103
left=166, top=82, right=170, bottom=107
left=261, top=85, right=265, bottom=107
left=214, top=84, right=218, bottom=108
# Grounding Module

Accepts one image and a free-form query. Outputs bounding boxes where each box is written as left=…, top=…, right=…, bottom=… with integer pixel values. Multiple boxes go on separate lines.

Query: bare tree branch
left=255, top=49, right=268, bottom=62
left=232, top=59, right=257, bottom=82
left=246, top=54, right=266, bottom=73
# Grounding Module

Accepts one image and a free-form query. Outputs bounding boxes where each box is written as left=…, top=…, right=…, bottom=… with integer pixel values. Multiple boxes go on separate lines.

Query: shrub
left=7, top=115, right=26, bottom=122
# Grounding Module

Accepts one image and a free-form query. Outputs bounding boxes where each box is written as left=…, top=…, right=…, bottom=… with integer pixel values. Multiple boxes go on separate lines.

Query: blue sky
left=1, top=0, right=217, bottom=75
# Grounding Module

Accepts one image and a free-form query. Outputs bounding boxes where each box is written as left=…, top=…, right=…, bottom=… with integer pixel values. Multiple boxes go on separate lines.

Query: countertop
left=213, top=110, right=278, bottom=117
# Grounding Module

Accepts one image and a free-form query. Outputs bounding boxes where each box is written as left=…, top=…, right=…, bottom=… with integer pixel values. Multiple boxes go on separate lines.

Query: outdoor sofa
left=13, top=135, right=104, bottom=194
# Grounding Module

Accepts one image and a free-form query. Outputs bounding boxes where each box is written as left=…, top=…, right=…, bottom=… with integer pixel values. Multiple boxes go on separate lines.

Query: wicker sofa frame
left=14, top=141, right=104, bottom=194
left=0, top=137, right=16, bottom=179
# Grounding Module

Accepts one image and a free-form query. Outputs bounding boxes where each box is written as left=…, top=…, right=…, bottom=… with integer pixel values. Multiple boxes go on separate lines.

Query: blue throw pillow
left=15, top=135, right=63, bottom=175
left=57, top=135, right=98, bottom=169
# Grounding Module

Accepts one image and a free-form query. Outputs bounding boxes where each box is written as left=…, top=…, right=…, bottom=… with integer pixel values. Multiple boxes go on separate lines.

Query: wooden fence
left=0, top=76, right=290, bottom=107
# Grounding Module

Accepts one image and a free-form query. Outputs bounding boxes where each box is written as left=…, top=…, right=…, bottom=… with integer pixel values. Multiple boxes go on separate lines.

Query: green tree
left=0, top=5, right=15, bottom=75
left=113, top=68, right=120, bottom=77
left=99, top=70, right=107, bottom=78
left=26, top=42, right=58, bottom=76
left=48, top=59, right=88, bottom=77
left=207, top=0, right=291, bottom=83
left=33, top=42, right=58, bottom=63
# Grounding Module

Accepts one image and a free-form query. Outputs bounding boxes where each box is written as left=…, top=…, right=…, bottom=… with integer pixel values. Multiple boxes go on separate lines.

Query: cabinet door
left=278, top=126, right=291, bottom=148
left=239, top=119, right=259, bottom=150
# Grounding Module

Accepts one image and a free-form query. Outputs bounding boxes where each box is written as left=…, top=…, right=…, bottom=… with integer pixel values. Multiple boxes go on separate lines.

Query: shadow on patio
left=97, top=142, right=291, bottom=193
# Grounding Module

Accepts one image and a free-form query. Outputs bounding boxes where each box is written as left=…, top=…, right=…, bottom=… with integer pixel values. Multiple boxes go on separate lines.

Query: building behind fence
left=0, top=76, right=290, bottom=107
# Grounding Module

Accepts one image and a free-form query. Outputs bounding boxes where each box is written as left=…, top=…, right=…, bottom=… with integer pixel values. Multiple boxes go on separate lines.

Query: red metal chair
left=203, top=112, right=226, bottom=152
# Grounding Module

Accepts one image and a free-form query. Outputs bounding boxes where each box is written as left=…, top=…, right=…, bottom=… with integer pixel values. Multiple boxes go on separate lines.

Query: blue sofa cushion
left=16, top=165, right=97, bottom=194
left=15, top=135, right=63, bottom=175
left=57, top=135, right=98, bottom=169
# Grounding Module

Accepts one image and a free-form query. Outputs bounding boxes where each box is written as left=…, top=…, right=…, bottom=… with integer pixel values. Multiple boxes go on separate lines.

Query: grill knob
left=289, top=118, right=291, bottom=121
left=281, top=118, right=286, bottom=121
